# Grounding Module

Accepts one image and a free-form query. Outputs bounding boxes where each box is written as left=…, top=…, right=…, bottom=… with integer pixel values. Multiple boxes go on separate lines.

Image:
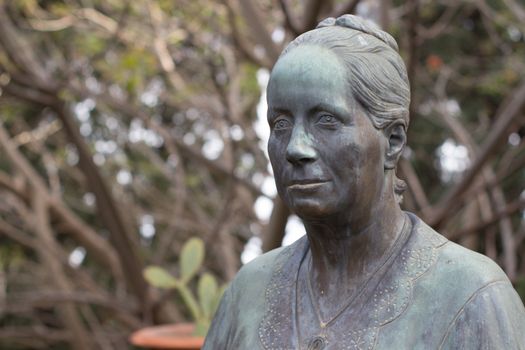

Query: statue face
left=267, top=45, right=386, bottom=222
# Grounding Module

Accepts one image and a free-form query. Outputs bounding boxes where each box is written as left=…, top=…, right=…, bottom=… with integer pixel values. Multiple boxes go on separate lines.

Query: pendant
left=307, top=336, right=326, bottom=350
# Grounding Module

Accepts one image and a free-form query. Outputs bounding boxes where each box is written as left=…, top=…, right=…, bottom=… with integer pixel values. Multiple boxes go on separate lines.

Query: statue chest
left=257, top=222, right=448, bottom=350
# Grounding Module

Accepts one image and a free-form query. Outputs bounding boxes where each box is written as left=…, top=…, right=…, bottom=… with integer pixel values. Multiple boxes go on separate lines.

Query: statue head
left=267, top=15, right=410, bottom=222
left=283, top=15, right=410, bottom=132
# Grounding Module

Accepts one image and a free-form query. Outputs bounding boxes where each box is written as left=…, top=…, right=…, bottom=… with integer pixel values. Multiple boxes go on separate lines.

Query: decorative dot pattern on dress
left=372, top=281, right=411, bottom=325
left=401, top=247, right=435, bottom=278
left=259, top=240, right=304, bottom=350
left=343, top=327, right=378, bottom=350
left=258, top=220, right=447, bottom=349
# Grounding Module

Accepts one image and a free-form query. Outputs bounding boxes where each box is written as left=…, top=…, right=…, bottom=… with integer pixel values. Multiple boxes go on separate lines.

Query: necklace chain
left=304, top=215, right=409, bottom=329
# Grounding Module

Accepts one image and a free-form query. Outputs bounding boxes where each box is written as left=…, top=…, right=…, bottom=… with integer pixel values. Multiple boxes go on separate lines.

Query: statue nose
left=286, top=125, right=317, bottom=164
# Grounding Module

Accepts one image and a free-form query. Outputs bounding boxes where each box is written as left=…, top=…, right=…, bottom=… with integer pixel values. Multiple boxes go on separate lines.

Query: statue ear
left=383, top=122, right=406, bottom=170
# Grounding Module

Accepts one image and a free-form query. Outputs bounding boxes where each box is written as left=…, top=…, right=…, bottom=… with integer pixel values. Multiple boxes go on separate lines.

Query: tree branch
left=447, top=197, right=525, bottom=242
left=0, top=127, right=124, bottom=284
left=329, top=0, right=361, bottom=18
left=428, top=78, right=525, bottom=227
left=278, top=0, right=301, bottom=35
left=302, top=0, right=324, bottom=31
left=262, top=197, right=290, bottom=252
left=233, top=0, right=280, bottom=63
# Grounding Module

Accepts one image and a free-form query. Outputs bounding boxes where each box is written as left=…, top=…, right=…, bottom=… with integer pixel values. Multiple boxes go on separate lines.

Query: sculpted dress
left=203, top=213, right=525, bottom=349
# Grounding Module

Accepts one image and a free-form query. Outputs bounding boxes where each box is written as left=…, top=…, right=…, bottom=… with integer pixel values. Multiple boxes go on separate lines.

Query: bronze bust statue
left=203, top=15, right=525, bottom=349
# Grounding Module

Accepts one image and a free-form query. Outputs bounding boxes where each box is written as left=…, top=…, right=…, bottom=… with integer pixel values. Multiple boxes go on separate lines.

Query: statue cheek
left=267, top=143, right=281, bottom=164
left=268, top=133, right=288, bottom=152
left=269, top=150, right=285, bottom=173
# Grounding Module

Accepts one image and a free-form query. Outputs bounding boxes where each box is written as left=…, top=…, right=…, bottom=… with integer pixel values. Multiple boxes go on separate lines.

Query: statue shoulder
left=438, top=240, right=509, bottom=284
left=236, top=246, right=286, bottom=281
left=409, top=215, right=525, bottom=347
left=438, top=279, right=525, bottom=349
left=433, top=238, right=525, bottom=349
left=231, top=236, right=306, bottom=293
left=413, top=215, right=511, bottom=287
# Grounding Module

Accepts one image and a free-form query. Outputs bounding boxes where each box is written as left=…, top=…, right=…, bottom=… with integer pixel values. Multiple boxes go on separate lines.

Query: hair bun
left=317, top=14, right=399, bottom=52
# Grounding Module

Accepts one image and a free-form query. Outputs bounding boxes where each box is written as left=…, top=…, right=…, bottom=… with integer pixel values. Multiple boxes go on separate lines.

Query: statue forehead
left=271, top=45, right=346, bottom=83
left=268, top=45, right=348, bottom=97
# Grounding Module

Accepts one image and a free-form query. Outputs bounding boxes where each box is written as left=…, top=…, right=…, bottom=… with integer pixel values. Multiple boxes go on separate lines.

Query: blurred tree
left=0, top=0, right=523, bottom=348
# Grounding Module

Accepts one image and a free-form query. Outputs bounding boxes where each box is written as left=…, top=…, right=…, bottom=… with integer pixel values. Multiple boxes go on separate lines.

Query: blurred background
left=0, top=0, right=524, bottom=348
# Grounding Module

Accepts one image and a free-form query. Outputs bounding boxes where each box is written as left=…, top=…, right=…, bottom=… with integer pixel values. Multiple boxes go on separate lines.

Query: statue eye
left=274, top=118, right=291, bottom=130
left=317, top=114, right=338, bottom=126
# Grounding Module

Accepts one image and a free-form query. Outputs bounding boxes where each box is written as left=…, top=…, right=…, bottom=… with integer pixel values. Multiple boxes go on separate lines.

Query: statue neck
left=303, top=190, right=406, bottom=294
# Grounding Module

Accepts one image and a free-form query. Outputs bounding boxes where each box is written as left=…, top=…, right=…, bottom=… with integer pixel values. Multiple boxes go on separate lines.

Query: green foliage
left=143, top=238, right=226, bottom=337
left=143, top=266, right=178, bottom=289
left=180, top=237, right=204, bottom=283
left=75, top=34, right=106, bottom=56
left=0, top=245, right=25, bottom=270
left=516, top=277, right=525, bottom=303
left=198, top=273, right=219, bottom=320
left=240, top=63, right=259, bottom=96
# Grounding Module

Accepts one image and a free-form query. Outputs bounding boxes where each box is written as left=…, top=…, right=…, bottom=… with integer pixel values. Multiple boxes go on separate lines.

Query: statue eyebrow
left=309, top=103, right=347, bottom=118
left=267, top=107, right=291, bottom=117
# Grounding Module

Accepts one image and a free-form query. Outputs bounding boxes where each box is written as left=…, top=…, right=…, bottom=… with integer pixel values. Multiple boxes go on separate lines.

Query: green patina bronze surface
left=203, top=14, right=525, bottom=349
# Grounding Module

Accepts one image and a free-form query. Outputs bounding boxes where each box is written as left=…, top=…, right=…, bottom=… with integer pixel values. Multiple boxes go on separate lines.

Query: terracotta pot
left=130, top=323, right=204, bottom=350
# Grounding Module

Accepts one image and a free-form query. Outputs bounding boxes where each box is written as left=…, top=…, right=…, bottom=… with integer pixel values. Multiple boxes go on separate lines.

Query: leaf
left=143, top=266, right=178, bottom=289
left=177, top=284, right=202, bottom=321
left=180, top=237, right=204, bottom=283
left=198, top=273, right=218, bottom=319
left=194, top=319, right=210, bottom=337
left=211, top=284, right=228, bottom=317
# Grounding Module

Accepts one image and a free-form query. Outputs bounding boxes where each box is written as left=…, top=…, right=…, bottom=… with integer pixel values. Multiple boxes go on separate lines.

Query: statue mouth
left=287, top=180, right=330, bottom=191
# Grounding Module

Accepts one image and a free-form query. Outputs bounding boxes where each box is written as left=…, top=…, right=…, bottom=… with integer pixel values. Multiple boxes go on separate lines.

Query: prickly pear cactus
left=143, top=237, right=226, bottom=336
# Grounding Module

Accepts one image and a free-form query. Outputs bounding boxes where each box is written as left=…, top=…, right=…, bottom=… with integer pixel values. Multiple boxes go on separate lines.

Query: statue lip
left=287, top=180, right=330, bottom=190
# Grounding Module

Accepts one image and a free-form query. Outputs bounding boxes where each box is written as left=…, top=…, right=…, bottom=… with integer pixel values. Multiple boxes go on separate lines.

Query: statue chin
left=286, top=196, right=337, bottom=220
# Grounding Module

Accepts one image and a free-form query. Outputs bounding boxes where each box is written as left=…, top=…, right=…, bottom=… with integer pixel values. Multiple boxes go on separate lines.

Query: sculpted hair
left=280, top=14, right=410, bottom=201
